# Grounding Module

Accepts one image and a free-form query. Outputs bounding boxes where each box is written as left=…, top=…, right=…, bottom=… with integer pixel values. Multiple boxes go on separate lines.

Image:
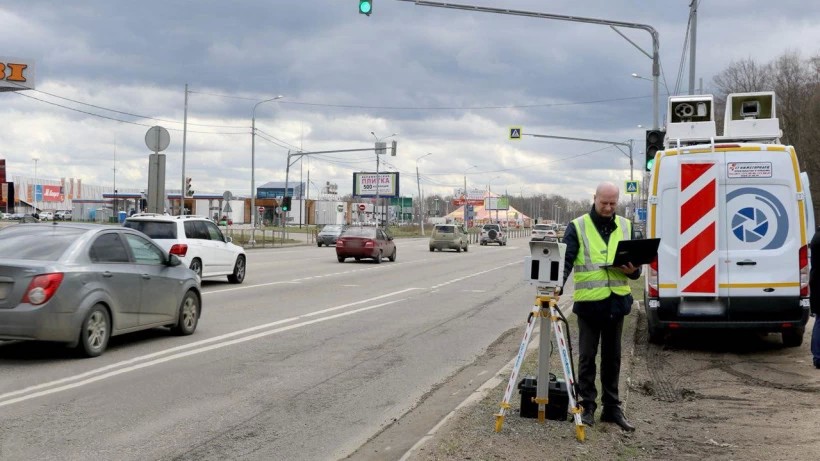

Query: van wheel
left=781, top=327, right=804, bottom=347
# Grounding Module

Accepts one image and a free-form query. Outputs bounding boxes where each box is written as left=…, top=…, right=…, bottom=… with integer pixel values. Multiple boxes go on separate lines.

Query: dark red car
left=335, top=226, right=396, bottom=263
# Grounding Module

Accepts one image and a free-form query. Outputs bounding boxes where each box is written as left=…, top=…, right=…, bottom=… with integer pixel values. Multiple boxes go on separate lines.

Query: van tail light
left=364, top=239, right=375, bottom=248
left=647, top=256, right=659, bottom=298
left=169, top=243, right=189, bottom=257
left=22, top=273, right=64, bottom=305
left=799, top=244, right=809, bottom=297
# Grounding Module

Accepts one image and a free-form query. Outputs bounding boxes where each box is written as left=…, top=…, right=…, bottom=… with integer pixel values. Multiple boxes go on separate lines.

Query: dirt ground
left=409, top=307, right=820, bottom=461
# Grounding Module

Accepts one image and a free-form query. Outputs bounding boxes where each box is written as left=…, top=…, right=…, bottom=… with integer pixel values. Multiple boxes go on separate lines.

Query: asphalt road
left=0, top=235, right=535, bottom=460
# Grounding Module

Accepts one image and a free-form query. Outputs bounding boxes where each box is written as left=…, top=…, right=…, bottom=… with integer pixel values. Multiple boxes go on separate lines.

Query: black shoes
left=580, top=407, right=595, bottom=427
left=600, top=407, right=636, bottom=432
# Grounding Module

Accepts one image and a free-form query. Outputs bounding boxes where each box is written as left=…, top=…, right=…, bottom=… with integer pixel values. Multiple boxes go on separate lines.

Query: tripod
left=494, top=286, right=586, bottom=442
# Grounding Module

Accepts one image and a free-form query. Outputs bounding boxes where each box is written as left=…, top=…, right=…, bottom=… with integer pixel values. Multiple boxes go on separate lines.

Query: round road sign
left=144, top=126, right=170, bottom=152
left=358, top=204, right=366, bottom=211
left=337, top=204, right=344, bottom=212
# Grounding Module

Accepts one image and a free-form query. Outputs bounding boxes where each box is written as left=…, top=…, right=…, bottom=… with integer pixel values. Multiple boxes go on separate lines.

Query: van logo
left=726, top=187, right=788, bottom=249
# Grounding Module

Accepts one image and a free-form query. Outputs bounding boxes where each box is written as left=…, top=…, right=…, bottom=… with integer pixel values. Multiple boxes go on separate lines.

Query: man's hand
left=616, top=262, right=638, bottom=275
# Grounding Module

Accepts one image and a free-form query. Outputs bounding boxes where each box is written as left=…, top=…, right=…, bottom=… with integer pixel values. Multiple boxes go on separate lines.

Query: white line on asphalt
left=0, top=288, right=420, bottom=407
left=0, top=297, right=412, bottom=409
left=430, top=261, right=519, bottom=290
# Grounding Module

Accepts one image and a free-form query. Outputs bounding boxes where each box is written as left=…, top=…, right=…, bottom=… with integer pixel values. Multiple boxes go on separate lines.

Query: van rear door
left=723, top=147, right=802, bottom=300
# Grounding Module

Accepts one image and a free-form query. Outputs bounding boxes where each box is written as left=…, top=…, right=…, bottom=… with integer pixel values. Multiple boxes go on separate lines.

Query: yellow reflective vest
left=571, top=214, right=632, bottom=302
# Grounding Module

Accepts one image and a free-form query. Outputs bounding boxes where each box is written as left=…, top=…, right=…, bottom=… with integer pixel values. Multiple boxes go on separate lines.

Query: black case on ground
left=517, top=375, right=570, bottom=421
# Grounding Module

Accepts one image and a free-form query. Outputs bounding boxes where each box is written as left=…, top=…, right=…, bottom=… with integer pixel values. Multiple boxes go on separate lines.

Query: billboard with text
left=353, top=172, right=400, bottom=198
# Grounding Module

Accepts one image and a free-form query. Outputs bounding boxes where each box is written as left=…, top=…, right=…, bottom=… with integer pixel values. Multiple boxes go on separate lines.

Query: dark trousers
left=576, top=314, right=624, bottom=412
left=812, top=315, right=820, bottom=367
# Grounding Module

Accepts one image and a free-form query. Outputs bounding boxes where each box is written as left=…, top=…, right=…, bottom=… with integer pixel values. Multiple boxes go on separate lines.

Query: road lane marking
left=0, top=297, right=412, bottom=409
left=0, top=288, right=420, bottom=407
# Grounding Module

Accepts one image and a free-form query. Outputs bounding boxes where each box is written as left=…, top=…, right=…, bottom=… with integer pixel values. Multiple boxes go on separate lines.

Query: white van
left=645, top=92, right=812, bottom=346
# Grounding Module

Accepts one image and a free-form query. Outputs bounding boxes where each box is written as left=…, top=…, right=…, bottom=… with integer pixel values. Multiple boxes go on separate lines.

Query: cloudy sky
left=2, top=0, right=819, bottom=203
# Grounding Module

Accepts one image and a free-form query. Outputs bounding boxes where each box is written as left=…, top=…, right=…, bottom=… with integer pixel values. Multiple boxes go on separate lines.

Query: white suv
left=480, top=223, right=507, bottom=246
left=124, top=214, right=246, bottom=283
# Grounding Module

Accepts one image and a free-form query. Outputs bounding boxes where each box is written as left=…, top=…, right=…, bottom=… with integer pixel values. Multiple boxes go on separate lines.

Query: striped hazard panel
left=678, top=161, right=719, bottom=296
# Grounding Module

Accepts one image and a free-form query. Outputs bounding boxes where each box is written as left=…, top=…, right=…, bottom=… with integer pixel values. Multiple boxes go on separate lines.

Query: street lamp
left=371, top=131, right=397, bottom=227
left=32, top=157, right=39, bottom=212
left=487, top=175, right=501, bottom=222
left=462, top=165, right=478, bottom=225
left=416, top=152, right=433, bottom=235
left=251, top=94, right=284, bottom=230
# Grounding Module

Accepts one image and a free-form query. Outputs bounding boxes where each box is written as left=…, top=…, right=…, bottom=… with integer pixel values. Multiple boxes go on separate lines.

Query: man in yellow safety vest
left=559, top=182, right=640, bottom=431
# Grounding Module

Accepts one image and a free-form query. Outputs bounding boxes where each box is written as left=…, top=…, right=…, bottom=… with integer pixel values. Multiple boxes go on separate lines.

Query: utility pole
left=181, top=83, right=189, bottom=215
left=688, top=0, right=698, bottom=95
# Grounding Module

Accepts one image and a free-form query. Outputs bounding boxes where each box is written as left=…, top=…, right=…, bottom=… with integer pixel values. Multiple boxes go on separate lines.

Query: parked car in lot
left=429, top=224, right=469, bottom=252
left=38, top=211, right=54, bottom=221
left=55, top=210, right=73, bottom=221
left=480, top=223, right=507, bottom=246
left=336, top=226, right=396, bottom=263
left=0, top=223, right=201, bottom=357
left=317, top=224, right=346, bottom=247
left=123, top=214, right=246, bottom=283
left=531, top=223, right=558, bottom=241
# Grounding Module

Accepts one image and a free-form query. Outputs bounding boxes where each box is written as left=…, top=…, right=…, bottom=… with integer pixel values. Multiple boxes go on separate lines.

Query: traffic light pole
left=523, top=133, right=635, bottom=219
left=398, top=0, right=661, bottom=129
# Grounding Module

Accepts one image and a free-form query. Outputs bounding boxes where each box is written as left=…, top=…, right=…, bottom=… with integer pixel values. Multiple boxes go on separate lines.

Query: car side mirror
left=167, top=254, right=183, bottom=267
left=387, top=236, right=393, bottom=241
left=225, top=236, right=233, bottom=243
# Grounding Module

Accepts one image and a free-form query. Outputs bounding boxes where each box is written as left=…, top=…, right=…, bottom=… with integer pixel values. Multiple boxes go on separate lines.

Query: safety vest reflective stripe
left=575, top=279, right=630, bottom=289
left=572, top=214, right=632, bottom=302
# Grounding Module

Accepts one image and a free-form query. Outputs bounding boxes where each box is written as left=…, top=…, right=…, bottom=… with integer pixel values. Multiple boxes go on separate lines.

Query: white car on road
left=124, top=214, right=246, bottom=283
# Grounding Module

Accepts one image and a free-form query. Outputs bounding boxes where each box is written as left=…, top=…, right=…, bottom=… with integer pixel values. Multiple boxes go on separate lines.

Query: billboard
left=353, top=172, right=400, bottom=198
left=43, top=185, right=64, bottom=202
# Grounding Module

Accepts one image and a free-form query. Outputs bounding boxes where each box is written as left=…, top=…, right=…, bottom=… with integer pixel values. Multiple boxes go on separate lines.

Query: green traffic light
left=359, top=1, right=372, bottom=15
left=646, top=158, right=655, bottom=171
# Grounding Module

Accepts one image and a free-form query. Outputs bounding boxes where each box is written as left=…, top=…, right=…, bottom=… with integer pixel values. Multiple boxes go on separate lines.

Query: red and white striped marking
left=678, top=161, right=719, bottom=296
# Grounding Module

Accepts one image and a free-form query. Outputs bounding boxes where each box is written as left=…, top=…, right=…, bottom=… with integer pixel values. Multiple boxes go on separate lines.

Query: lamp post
left=371, top=132, right=397, bottom=227
left=32, top=157, right=39, bottom=212
left=250, top=95, right=284, bottom=230
left=462, top=165, right=478, bottom=225
left=487, top=175, right=501, bottom=223
left=416, top=152, right=433, bottom=235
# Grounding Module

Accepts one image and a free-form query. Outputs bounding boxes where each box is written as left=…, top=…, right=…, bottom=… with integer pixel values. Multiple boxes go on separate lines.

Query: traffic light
left=185, top=177, right=194, bottom=196
left=281, top=196, right=292, bottom=212
left=645, top=129, right=665, bottom=171
left=390, top=139, right=397, bottom=156
left=359, top=0, right=372, bottom=16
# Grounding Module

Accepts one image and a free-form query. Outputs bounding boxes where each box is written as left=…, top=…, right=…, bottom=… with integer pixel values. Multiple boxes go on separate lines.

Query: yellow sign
left=509, top=127, right=522, bottom=140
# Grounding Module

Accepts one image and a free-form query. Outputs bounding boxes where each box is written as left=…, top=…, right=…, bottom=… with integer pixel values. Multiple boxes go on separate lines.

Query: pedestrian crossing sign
left=625, top=180, right=639, bottom=194
left=509, top=127, right=522, bottom=140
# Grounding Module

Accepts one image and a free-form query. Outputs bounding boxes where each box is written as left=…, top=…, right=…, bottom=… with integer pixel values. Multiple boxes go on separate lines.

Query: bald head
left=594, top=182, right=620, bottom=218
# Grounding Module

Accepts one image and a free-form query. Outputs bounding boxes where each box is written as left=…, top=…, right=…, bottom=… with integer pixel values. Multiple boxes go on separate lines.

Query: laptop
left=601, top=238, right=661, bottom=268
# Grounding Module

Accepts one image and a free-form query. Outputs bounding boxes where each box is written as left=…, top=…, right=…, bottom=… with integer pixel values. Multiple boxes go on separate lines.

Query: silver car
left=317, top=224, right=346, bottom=247
left=0, top=223, right=201, bottom=357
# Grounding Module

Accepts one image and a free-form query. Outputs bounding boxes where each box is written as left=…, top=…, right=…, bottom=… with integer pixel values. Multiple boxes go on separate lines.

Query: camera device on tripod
left=524, top=240, right=566, bottom=288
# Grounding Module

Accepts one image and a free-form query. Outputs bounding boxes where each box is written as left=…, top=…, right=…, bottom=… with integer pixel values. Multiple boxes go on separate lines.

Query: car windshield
left=0, top=226, right=86, bottom=260
left=341, top=227, right=377, bottom=238
left=123, top=220, right=178, bottom=239
left=483, top=225, right=499, bottom=230
left=434, top=226, right=454, bottom=233
left=534, top=225, right=550, bottom=231
left=321, top=225, right=343, bottom=233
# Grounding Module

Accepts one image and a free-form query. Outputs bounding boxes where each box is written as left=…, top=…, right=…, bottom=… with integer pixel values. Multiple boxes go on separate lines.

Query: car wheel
left=171, top=290, right=199, bottom=336
left=464, top=244, right=469, bottom=252
left=77, top=304, right=110, bottom=358
left=388, top=247, right=396, bottom=262
left=227, top=255, right=246, bottom=284
left=456, top=245, right=461, bottom=253
left=189, top=258, right=203, bottom=278
left=429, top=247, right=434, bottom=252
left=782, top=327, right=805, bottom=347
left=647, top=320, right=665, bottom=345
left=317, top=242, right=322, bottom=247
left=375, top=251, right=383, bottom=264
left=337, top=256, right=345, bottom=263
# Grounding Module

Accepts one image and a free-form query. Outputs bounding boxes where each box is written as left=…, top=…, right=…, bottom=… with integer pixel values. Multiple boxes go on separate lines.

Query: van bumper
left=646, top=296, right=809, bottom=331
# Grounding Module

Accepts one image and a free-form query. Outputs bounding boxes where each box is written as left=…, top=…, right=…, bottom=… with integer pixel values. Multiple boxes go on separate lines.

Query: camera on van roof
left=740, top=100, right=760, bottom=119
